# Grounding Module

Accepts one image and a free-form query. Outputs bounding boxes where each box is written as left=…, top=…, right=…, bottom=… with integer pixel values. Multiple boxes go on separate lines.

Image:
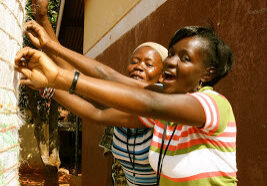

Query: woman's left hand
left=15, top=47, right=59, bottom=90
left=24, top=20, right=53, bottom=50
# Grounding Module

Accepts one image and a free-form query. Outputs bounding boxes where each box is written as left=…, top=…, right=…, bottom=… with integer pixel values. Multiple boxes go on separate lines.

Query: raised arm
left=32, top=0, right=57, bottom=41
left=16, top=48, right=205, bottom=127
left=25, top=20, right=147, bottom=88
left=31, top=0, right=75, bottom=70
left=58, top=70, right=205, bottom=127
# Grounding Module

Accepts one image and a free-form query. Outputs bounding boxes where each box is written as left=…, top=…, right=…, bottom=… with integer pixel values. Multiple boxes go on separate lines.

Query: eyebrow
left=178, top=49, right=192, bottom=56
left=144, top=57, right=153, bottom=61
left=132, top=56, right=140, bottom=60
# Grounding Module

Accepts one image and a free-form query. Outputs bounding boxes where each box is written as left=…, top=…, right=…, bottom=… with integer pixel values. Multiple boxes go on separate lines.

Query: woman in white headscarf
left=109, top=42, right=167, bottom=186
left=55, top=42, right=167, bottom=186
left=45, top=41, right=167, bottom=186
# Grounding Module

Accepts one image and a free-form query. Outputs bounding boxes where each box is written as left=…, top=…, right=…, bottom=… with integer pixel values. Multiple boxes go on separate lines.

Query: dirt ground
left=19, top=168, right=73, bottom=186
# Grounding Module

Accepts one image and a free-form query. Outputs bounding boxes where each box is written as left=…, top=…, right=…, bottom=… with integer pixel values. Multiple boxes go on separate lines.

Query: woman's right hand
left=15, top=47, right=60, bottom=90
left=24, top=20, right=54, bottom=50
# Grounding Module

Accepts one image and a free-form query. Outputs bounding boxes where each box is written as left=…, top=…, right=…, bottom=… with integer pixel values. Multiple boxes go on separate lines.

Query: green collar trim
left=199, top=86, right=213, bottom=92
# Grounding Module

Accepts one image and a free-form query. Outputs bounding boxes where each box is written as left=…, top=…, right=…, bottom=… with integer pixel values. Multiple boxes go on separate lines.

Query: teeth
left=132, top=75, right=143, bottom=80
left=164, top=71, right=175, bottom=80
left=165, top=71, right=172, bottom=75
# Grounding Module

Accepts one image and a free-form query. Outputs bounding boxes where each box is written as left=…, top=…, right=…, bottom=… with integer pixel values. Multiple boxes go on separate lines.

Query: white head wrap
left=133, top=42, right=168, bottom=61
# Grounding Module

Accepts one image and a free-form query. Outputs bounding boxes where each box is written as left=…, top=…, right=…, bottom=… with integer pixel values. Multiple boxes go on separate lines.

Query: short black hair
left=168, top=26, right=233, bottom=86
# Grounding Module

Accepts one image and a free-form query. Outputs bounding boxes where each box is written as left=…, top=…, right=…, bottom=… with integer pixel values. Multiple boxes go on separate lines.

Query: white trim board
left=56, top=0, right=65, bottom=38
left=84, top=0, right=167, bottom=58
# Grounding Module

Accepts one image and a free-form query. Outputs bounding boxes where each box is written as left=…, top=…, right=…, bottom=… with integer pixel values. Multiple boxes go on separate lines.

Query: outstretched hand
left=15, top=47, right=59, bottom=90
left=24, top=20, right=53, bottom=49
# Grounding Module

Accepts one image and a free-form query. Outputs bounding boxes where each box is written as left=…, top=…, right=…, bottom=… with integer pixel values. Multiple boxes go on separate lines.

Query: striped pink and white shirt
left=139, top=86, right=237, bottom=186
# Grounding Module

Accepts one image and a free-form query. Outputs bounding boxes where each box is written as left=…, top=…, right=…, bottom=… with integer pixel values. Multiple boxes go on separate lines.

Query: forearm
left=45, top=41, right=147, bottom=88
left=36, top=16, right=74, bottom=70
left=55, top=69, right=158, bottom=118
left=27, top=17, right=146, bottom=87
left=53, top=89, right=143, bottom=128
left=53, top=89, right=100, bottom=120
left=53, top=69, right=205, bottom=126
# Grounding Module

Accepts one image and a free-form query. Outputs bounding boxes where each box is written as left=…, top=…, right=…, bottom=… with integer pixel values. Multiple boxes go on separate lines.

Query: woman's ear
left=201, top=66, right=216, bottom=83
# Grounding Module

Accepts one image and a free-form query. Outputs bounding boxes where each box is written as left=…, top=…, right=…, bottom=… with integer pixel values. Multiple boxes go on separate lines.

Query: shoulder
left=138, top=116, right=157, bottom=128
left=191, top=86, right=235, bottom=136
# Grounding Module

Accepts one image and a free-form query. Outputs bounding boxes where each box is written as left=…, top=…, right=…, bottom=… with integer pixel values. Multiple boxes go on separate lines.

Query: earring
left=197, top=81, right=203, bottom=91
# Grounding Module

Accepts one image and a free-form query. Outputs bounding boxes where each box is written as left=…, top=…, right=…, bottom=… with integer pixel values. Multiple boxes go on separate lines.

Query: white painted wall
left=0, top=0, right=25, bottom=185
left=84, top=0, right=167, bottom=57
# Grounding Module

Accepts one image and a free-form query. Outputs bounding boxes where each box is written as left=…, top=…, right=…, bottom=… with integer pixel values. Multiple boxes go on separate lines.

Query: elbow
left=95, top=66, right=113, bottom=80
left=82, top=111, right=101, bottom=122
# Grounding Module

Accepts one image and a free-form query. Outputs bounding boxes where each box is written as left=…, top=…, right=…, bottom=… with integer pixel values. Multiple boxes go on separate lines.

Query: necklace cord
left=157, top=124, right=177, bottom=185
left=126, top=129, right=138, bottom=181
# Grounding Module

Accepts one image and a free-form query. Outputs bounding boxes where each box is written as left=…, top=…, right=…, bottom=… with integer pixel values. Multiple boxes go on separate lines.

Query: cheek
left=179, top=65, right=202, bottom=83
left=189, top=70, right=203, bottom=85
left=147, top=67, right=160, bottom=78
left=127, top=65, right=134, bottom=73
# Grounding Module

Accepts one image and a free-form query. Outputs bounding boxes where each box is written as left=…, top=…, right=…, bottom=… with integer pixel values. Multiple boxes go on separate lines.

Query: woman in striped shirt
left=111, top=42, right=167, bottom=185
left=18, top=25, right=237, bottom=185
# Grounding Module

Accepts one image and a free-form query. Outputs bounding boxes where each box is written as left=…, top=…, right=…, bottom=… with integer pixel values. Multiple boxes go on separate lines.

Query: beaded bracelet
left=39, top=87, right=55, bottom=99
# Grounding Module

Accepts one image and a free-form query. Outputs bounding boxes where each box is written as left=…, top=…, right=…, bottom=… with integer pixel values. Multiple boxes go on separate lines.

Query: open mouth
left=163, top=71, right=176, bottom=82
left=130, top=74, right=144, bottom=80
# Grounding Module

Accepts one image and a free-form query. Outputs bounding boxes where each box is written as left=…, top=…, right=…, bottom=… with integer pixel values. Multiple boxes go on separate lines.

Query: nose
left=164, top=57, right=177, bottom=69
left=134, top=62, right=144, bottom=72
